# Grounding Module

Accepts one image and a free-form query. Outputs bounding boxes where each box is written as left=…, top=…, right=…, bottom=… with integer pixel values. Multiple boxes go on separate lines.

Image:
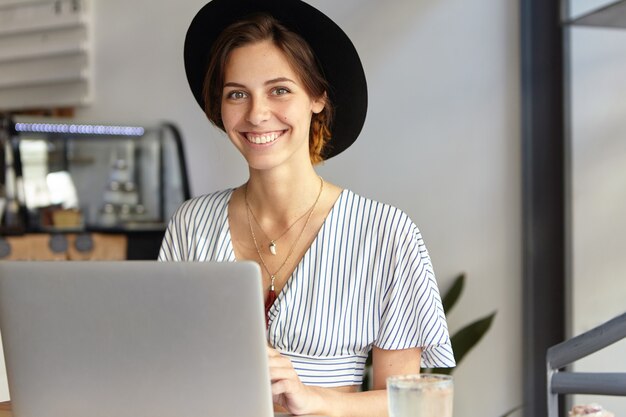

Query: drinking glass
left=387, top=374, right=453, bottom=417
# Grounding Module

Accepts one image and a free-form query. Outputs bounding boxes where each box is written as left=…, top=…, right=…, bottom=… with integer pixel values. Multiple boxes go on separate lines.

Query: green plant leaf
left=450, top=311, right=496, bottom=365
left=428, top=311, right=496, bottom=374
left=441, top=272, right=465, bottom=314
left=499, top=404, right=524, bottom=417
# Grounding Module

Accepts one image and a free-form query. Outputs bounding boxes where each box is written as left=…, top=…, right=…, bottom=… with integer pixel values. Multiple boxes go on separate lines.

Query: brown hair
left=202, top=13, right=333, bottom=164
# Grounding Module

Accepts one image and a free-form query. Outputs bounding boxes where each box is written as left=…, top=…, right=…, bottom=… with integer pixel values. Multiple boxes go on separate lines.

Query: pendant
left=269, top=241, right=277, bottom=255
left=265, top=287, right=277, bottom=328
left=264, top=276, right=277, bottom=328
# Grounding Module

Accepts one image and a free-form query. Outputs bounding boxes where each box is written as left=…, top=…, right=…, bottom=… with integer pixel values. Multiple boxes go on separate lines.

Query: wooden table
left=0, top=402, right=11, bottom=417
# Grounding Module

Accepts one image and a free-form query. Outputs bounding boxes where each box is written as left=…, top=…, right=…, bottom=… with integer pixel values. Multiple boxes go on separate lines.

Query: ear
left=311, top=92, right=327, bottom=114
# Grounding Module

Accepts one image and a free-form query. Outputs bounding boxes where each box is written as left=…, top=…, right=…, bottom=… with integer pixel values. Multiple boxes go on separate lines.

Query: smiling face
left=221, top=40, right=325, bottom=171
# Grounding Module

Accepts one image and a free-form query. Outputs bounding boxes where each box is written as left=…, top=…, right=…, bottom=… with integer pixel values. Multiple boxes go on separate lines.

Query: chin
left=244, top=152, right=308, bottom=172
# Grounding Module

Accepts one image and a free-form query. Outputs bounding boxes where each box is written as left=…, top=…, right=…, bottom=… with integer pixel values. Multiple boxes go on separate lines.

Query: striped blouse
left=158, top=188, right=455, bottom=387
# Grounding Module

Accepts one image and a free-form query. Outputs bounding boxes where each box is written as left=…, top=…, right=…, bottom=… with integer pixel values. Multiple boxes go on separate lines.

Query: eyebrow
left=223, top=77, right=296, bottom=89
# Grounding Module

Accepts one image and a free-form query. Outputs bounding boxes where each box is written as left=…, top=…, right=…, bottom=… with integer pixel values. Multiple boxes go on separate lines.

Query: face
left=220, top=40, right=325, bottom=171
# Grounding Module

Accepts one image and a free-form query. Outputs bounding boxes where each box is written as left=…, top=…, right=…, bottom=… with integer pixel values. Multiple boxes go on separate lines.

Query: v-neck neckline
left=224, top=188, right=348, bottom=309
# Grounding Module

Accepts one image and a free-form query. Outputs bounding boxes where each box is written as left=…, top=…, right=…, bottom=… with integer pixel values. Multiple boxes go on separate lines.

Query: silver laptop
left=0, top=261, right=274, bottom=417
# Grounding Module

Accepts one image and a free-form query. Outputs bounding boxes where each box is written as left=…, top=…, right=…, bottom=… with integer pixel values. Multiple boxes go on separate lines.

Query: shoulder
left=336, top=189, right=421, bottom=238
left=160, top=189, right=235, bottom=261
left=170, top=189, right=234, bottom=224
left=180, top=188, right=234, bottom=208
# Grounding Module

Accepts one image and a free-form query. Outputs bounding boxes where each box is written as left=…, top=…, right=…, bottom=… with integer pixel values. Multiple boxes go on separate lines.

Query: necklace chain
left=247, top=195, right=311, bottom=255
left=245, top=177, right=324, bottom=291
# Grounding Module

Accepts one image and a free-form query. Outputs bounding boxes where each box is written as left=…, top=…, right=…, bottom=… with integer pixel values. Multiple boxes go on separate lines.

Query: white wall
left=570, top=26, right=626, bottom=415
left=0, top=0, right=522, bottom=415
left=0, top=337, right=5, bottom=400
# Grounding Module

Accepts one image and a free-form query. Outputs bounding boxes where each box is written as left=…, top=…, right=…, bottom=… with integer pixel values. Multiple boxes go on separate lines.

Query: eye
left=271, top=87, right=291, bottom=96
left=225, top=90, right=247, bottom=100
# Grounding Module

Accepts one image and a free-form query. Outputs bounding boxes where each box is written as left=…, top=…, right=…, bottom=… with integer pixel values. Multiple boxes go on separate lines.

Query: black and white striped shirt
left=159, top=189, right=455, bottom=387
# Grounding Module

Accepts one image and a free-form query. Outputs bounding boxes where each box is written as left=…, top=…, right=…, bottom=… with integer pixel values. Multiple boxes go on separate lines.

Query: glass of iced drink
left=387, top=374, right=453, bottom=417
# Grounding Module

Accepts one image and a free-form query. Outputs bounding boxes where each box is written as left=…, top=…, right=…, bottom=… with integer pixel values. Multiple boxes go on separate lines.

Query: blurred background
left=0, top=0, right=625, bottom=416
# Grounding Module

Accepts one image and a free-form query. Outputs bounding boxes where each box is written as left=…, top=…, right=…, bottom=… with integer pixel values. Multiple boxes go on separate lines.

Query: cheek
left=220, top=106, right=239, bottom=130
left=279, top=105, right=311, bottom=126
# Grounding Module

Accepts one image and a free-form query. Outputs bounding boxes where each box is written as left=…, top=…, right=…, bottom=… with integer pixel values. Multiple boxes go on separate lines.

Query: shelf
left=0, top=81, right=89, bottom=110
left=0, top=68, right=86, bottom=89
left=0, top=14, right=84, bottom=37
left=567, top=0, right=626, bottom=29
left=0, top=0, right=58, bottom=11
left=0, top=0, right=90, bottom=110
left=0, top=43, right=86, bottom=64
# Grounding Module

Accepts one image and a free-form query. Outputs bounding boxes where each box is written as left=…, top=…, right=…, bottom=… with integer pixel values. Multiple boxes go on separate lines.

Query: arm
left=269, top=346, right=422, bottom=417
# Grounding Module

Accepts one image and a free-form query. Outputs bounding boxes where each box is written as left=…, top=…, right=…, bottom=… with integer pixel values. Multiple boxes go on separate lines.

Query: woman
left=159, top=0, right=455, bottom=415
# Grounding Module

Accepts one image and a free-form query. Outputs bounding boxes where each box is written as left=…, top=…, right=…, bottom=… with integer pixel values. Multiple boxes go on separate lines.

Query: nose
left=246, top=96, right=270, bottom=125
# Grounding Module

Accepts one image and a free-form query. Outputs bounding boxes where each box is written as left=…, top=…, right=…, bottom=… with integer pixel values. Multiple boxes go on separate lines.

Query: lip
left=241, top=130, right=286, bottom=145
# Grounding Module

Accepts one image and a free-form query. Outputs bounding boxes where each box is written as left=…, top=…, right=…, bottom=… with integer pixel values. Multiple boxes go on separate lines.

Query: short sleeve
left=158, top=206, right=186, bottom=261
left=375, top=216, right=456, bottom=368
left=157, top=190, right=235, bottom=262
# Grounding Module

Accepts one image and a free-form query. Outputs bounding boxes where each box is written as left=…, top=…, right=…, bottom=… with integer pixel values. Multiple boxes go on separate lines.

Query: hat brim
left=184, top=0, right=367, bottom=160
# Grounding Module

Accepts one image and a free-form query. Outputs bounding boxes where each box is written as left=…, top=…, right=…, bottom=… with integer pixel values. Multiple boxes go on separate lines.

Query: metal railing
left=547, top=311, right=626, bottom=416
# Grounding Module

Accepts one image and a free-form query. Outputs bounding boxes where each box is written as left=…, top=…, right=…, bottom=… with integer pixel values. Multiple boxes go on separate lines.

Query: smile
left=243, top=130, right=285, bottom=144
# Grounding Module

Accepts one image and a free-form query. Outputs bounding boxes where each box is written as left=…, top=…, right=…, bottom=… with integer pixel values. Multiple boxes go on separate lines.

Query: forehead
left=223, top=40, right=301, bottom=84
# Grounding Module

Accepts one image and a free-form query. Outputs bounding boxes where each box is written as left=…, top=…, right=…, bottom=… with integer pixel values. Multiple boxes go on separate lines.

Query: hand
left=267, top=346, right=320, bottom=415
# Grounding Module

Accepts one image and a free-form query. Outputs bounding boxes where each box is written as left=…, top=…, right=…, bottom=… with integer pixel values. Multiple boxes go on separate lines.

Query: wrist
left=305, top=385, right=342, bottom=417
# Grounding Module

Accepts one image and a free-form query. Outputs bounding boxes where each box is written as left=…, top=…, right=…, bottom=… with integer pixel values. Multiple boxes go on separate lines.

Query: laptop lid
left=0, top=261, right=273, bottom=417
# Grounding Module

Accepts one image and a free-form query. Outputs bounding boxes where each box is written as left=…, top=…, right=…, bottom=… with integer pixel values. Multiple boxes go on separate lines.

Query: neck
left=245, top=164, right=322, bottom=224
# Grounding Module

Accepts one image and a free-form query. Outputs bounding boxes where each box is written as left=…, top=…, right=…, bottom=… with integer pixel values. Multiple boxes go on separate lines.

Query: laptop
left=0, top=261, right=275, bottom=417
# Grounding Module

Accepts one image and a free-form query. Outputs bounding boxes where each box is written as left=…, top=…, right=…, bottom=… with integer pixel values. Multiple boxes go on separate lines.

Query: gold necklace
left=245, top=177, right=324, bottom=326
left=246, top=198, right=311, bottom=256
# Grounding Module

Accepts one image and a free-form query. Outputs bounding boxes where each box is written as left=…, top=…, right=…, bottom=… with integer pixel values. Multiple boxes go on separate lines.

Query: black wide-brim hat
left=184, top=0, right=368, bottom=160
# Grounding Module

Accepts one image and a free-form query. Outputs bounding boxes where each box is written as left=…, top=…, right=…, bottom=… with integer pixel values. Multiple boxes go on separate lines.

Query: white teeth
left=245, top=132, right=281, bottom=144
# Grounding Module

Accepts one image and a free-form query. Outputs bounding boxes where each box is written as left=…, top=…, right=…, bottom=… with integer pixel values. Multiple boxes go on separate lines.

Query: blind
left=0, top=0, right=90, bottom=110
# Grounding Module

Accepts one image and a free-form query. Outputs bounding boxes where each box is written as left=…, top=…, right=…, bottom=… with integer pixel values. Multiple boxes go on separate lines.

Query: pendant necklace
left=246, top=198, right=311, bottom=256
left=245, top=176, right=324, bottom=327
